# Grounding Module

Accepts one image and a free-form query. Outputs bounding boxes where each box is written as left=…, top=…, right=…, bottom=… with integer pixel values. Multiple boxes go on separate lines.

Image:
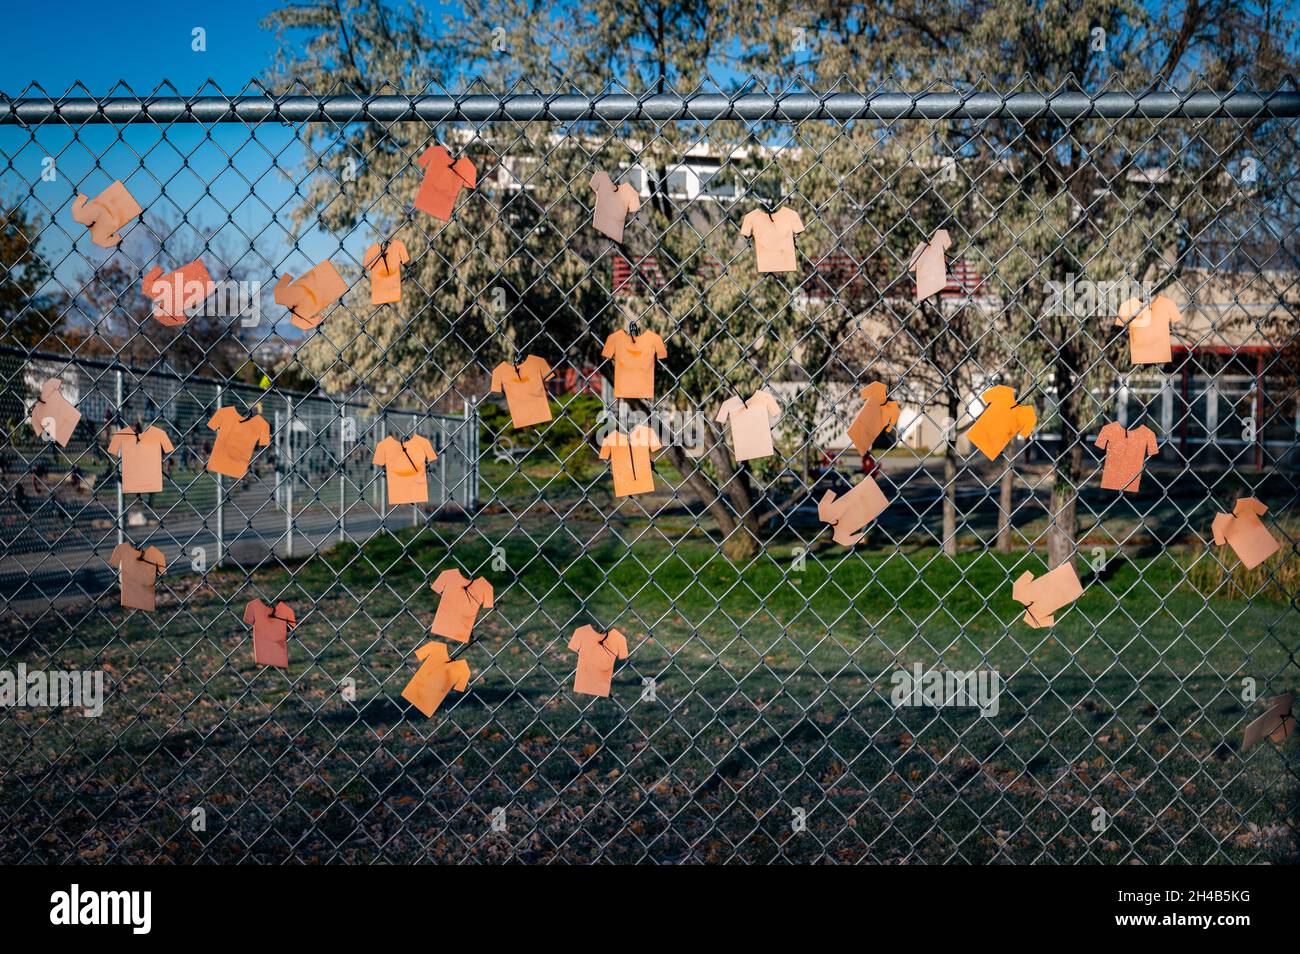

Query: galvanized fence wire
left=0, top=81, right=1297, bottom=863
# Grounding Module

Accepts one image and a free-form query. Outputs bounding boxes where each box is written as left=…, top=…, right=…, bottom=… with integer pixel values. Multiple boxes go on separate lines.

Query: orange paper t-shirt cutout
left=490, top=355, right=553, bottom=428
left=373, top=434, right=437, bottom=505
left=1242, top=694, right=1295, bottom=751
left=142, top=259, right=214, bottom=326
left=109, top=543, right=165, bottom=612
left=1116, top=294, right=1179, bottom=365
left=818, top=475, right=890, bottom=546
left=602, top=329, right=667, bottom=400
left=909, top=229, right=952, bottom=301
left=569, top=625, right=629, bottom=697
left=1212, top=497, right=1281, bottom=570
left=415, top=145, right=476, bottom=221
left=207, top=407, right=271, bottom=479
left=274, top=261, right=348, bottom=331
left=402, top=640, right=470, bottom=716
left=1095, top=422, right=1158, bottom=493
left=243, top=599, right=296, bottom=669
left=740, top=207, right=804, bottom=273
left=600, top=425, right=661, bottom=497
left=716, top=390, right=781, bottom=462
left=1012, top=563, right=1084, bottom=628
left=590, top=171, right=641, bottom=242
left=968, top=386, right=1036, bottom=460
left=847, top=381, right=900, bottom=454
left=31, top=378, right=81, bottom=447
left=431, top=569, right=494, bottom=643
left=108, top=425, right=175, bottom=494
left=72, top=180, right=141, bottom=248
left=364, top=240, right=410, bottom=305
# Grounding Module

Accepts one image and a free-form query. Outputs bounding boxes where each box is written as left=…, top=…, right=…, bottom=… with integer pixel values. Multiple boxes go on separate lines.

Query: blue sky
left=2, top=0, right=284, bottom=93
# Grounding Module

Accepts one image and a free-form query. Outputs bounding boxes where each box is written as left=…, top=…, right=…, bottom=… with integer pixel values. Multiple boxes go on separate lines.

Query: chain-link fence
left=0, top=85, right=1297, bottom=863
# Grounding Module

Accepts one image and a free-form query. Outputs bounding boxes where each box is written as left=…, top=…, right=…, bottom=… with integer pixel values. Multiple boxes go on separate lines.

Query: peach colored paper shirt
left=373, top=434, right=437, bottom=505
left=1212, top=497, right=1281, bottom=570
left=431, top=569, right=494, bottom=643
left=207, top=407, right=271, bottom=480
left=490, top=355, right=553, bottom=428
left=847, top=382, right=900, bottom=454
left=243, top=599, right=295, bottom=669
left=415, top=146, right=476, bottom=220
left=590, top=171, right=641, bottom=242
left=402, top=641, right=470, bottom=716
left=740, top=207, right=804, bottom=273
left=274, top=261, right=348, bottom=331
left=968, top=386, right=1036, bottom=460
left=1117, top=294, right=1179, bottom=365
left=602, top=329, right=667, bottom=400
left=600, top=426, right=661, bottom=497
left=1095, top=422, right=1158, bottom=493
left=569, top=625, right=629, bottom=697
left=909, top=229, right=952, bottom=301
left=819, top=475, right=890, bottom=547
left=110, top=543, right=165, bottom=612
left=364, top=240, right=410, bottom=304
left=72, top=180, right=141, bottom=247
left=108, top=426, right=175, bottom=494
left=31, top=378, right=81, bottom=447
left=142, top=258, right=214, bottom=326
left=716, top=390, right=781, bottom=462
left=1012, top=563, right=1084, bottom=628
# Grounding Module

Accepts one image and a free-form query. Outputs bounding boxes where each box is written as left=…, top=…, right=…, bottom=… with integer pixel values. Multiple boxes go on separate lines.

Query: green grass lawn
left=1, top=509, right=1296, bottom=863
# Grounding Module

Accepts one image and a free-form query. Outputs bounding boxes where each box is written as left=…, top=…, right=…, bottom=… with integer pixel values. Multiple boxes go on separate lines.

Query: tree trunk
left=1047, top=388, right=1084, bottom=569
left=996, top=456, right=1014, bottom=553
left=658, top=439, right=761, bottom=562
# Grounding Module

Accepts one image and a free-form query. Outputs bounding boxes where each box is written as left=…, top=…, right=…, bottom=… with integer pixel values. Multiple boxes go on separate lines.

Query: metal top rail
left=1, top=89, right=1298, bottom=125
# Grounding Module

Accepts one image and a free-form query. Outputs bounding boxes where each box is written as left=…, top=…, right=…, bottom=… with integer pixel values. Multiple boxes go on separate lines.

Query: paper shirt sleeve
left=243, top=601, right=258, bottom=625
left=883, top=402, right=900, bottom=430
left=452, top=661, right=470, bottom=692
left=454, top=158, right=477, bottom=188
left=207, top=407, right=230, bottom=432
left=623, top=186, right=641, bottom=214
left=432, top=569, right=457, bottom=594
left=372, top=440, right=388, bottom=467
left=414, top=640, right=443, bottom=662
left=739, top=212, right=755, bottom=238
left=590, top=171, right=610, bottom=192
left=781, top=208, right=805, bottom=235
left=470, top=578, right=494, bottom=609
left=568, top=627, right=585, bottom=653
left=419, top=435, right=437, bottom=463
left=601, top=333, right=619, bottom=359
left=908, top=242, right=927, bottom=270
left=761, top=391, right=782, bottom=423
left=395, top=240, right=410, bottom=266
left=490, top=364, right=504, bottom=392
left=109, top=543, right=131, bottom=567
left=157, top=429, right=175, bottom=454
left=142, top=546, right=166, bottom=570
left=610, top=629, right=629, bottom=660
left=279, top=604, right=296, bottom=629
left=255, top=417, right=271, bottom=447
left=1240, top=498, right=1268, bottom=517
left=1211, top=512, right=1232, bottom=546
left=530, top=355, right=553, bottom=379
left=1016, top=406, right=1037, bottom=439
left=1094, top=424, right=1113, bottom=450
left=416, top=145, right=435, bottom=169
left=108, top=432, right=124, bottom=456
left=646, top=427, right=663, bottom=451
left=363, top=244, right=381, bottom=272
left=715, top=398, right=737, bottom=424
left=653, top=333, right=667, bottom=360
left=1144, top=429, right=1159, bottom=457
left=598, top=437, right=612, bottom=460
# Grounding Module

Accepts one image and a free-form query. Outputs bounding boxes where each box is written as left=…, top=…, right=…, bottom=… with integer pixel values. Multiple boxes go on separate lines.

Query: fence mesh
left=0, top=83, right=1297, bottom=863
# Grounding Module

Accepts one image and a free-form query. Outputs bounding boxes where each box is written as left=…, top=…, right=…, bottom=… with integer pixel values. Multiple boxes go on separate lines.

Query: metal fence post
left=114, top=368, right=124, bottom=546
left=285, top=394, right=294, bottom=558
left=214, top=384, right=224, bottom=569
left=339, top=402, right=347, bottom=544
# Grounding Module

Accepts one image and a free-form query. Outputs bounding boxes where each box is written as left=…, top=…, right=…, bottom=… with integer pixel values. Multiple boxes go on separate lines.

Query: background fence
left=0, top=86, right=1297, bottom=863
